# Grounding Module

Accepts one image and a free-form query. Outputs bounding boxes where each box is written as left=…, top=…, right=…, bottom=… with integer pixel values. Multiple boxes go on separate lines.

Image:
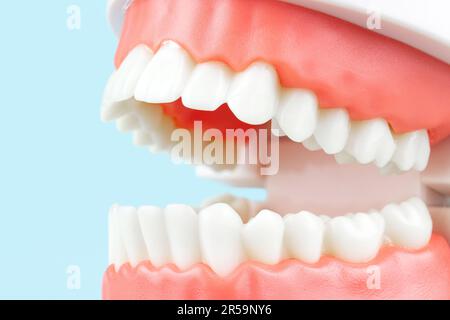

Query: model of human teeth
left=101, top=0, right=450, bottom=299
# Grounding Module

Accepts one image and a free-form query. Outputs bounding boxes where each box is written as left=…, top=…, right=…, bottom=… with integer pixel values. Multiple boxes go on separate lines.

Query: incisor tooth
left=271, top=118, right=286, bottom=137
left=135, top=41, right=194, bottom=104
left=314, top=108, right=350, bottom=154
left=137, top=206, right=171, bottom=267
left=227, top=62, right=279, bottom=125
left=328, top=213, right=384, bottom=263
left=277, top=89, right=318, bottom=143
left=242, top=210, right=284, bottom=265
left=199, top=203, right=246, bottom=276
left=381, top=197, right=432, bottom=249
left=108, top=205, right=128, bottom=269
left=284, top=211, right=324, bottom=264
left=164, top=204, right=200, bottom=270
left=182, top=62, right=232, bottom=111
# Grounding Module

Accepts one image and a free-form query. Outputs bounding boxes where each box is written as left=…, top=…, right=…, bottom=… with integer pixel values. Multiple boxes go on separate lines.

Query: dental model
left=102, top=0, right=450, bottom=299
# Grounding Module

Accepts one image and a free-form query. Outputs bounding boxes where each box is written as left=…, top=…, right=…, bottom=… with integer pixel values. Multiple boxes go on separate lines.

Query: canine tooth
left=381, top=197, right=432, bottom=249
left=182, top=62, right=232, bottom=111
left=199, top=203, right=246, bottom=276
left=284, top=211, right=324, bottom=264
left=132, top=102, right=164, bottom=133
left=414, top=130, right=430, bottom=171
left=314, top=108, right=350, bottom=154
left=345, top=119, right=394, bottom=165
left=101, top=100, right=132, bottom=122
left=277, top=89, right=318, bottom=142
left=108, top=205, right=128, bottom=268
left=116, top=114, right=140, bottom=132
left=303, top=136, right=322, bottom=151
left=116, top=206, right=148, bottom=267
left=328, top=213, right=384, bottom=263
left=243, top=210, right=284, bottom=264
left=227, top=62, right=279, bottom=125
left=110, top=45, right=154, bottom=102
left=165, top=204, right=201, bottom=270
left=135, top=41, right=194, bottom=103
left=392, top=131, right=421, bottom=171
left=271, top=118, right=286, bottom=137
left=137, top=206, right=171, bottom=267
left=133, top=130, right=153, bottom=146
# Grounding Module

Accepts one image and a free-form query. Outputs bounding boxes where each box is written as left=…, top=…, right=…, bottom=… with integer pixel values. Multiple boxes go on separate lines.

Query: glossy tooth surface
left=164, top=204, right=200, bottom=270
left=328, top=213, right=384, bottom=263
left=314, top=109, right=350, bottom=154
left=345, top=119, right=395, bottom=165
left=116, top=206, right=148, bottom=267
left=135, top=41, right=194, bottom=103
left=199, top=203, right=246, bottom=276
left=414, top=130, right=430, bottom=171
left=137, top=206, right=171, bottom=267
left=116, top=114, right=140, bottom=132
left=101, top=100, right=132, bottom=122
left=302, top=136, right=322, bottom=151
left=108, top=205, right=128, bottom=269
left=243, top=210, right=284, bottom=264
left=284, top=211, right=324, bottom=264
left=392, top=131, right=421, bottom=171
left=277, top=89, right=318, bottom=142
left=110, top=45, right=153, bottom=102
left=381, top=197, right=432, bottom=249
left=271, top=118, right=286, bottom=137
left=182, top=62, right=232, bottom=111
left=227, top=62, right=279, bottom=125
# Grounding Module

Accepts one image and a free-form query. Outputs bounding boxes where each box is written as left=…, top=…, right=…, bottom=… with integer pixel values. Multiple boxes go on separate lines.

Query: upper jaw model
left=101, top=0, right=450, bottom=299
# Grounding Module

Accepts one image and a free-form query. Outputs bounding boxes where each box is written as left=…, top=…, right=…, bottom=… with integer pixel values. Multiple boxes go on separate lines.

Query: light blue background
left=0, top=1, right=264, bottom=299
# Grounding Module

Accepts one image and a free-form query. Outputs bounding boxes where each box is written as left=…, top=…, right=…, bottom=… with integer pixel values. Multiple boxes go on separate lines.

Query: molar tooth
left=328, top=212, right=384, bottom=263
left=108, top=205, right=128, bottom=269
left=110, top=45, right=154, bottom=102
left=164, top=204, right=201, bottom=270
left=242, top=210, right=284, bottom=264
left=116, top=114, right=140, bottom=132
left=314, top=108, right=350, bottom=154
left=345, top=119, right=394, bottom=165
left=182, top=62, right=232, bottom=111
left=135, top=41, right=194, bottom=104
left=137, top=206, right=171, bottom=268
left=116, top=206, right=148, bottom=267
left=381, top=197, right=432, bottom=249
left=302, top=136, right=322, bottom=151
left=199, top=203, right=246, bottom=276
left=133, top=130, right=153, bottom=146
left=277, top=89, right=318, bottom=142
left=284, top=211, right=324, bottom=264
left=227, top=62, right=279, bottom=125
left=391, top=131, right=422, bottom=171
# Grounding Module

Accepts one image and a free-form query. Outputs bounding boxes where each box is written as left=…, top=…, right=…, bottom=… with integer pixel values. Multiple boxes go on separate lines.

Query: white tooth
left=242, top=210, right=284, bottom=264
left=132, top=102, right=164, bottom=133
left=345, top=119, right=395, bottom=165
left=108, top=205, right=128, bottom=269
left=227, top=62, right=279, bottom=125
left=271, top=118, right=286, bottom=137
left=149, top=116, right=176, bottom=152
left=102, top=72, right=117, bottom=104
left=110, top=45, right=154, bottom=102
left=381, top=197, right=432, bottom=249
left=137, top=206, right=171, bottom=267
left=328, top=212, right=384, bottom=262
left=414, top=130, right=430, bottom=171
left=182, top=62, right=232, bottom=111
left=334, top=151, right=355, bottom=164
left=101, top=100, right=132, bottom=122
left=133, top=130, right=153, bottom=146
left=314, top=108, right=350, bottom=154
left=116, top=206, right=148, bottom=267
left=165, top=204, right=201, bottom=270
left=392, top=131, right=421, bottom=171
left=277, top=89, right=318, bottom=142
left=135, top=41, right=194, bottom=103
left=201, top=194, right=251, bottom=223
left=199, top=203, right=246, bottom=276
left=380, top=163, right=402, bottom=175
left=116, top=114, right=140, bottom=132
left=302, top=136, right=322, bottom=151
left=284, top=211, right=324, bottom=264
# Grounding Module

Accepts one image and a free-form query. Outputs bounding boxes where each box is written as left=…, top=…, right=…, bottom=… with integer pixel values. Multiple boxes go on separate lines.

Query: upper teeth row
left=102, top=41, right=430, bottom=172
left=109, top=196, right=432, bottom=277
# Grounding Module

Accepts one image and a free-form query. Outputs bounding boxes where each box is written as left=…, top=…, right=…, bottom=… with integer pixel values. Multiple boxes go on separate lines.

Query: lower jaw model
left=101, top=0, right=450, bottom=299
